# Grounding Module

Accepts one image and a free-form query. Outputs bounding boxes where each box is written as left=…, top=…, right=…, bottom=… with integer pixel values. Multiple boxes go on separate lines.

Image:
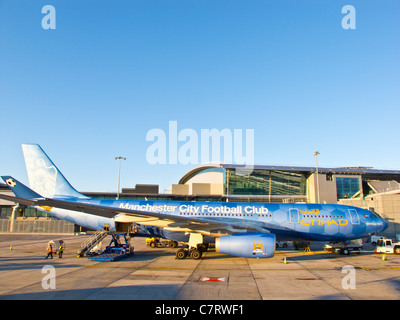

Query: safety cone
left=382, top=254, right=387, bottom=261
left=283, top=257, right=287, bottom=264
left=9, top=245, right=12, bottom=250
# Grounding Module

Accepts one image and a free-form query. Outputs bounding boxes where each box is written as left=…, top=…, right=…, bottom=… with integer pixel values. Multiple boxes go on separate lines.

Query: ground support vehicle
left=146, top=237, right=179, bottom=248
left=276, top=241, right=290, bottom=248
left=324, top=239, right=362, bottom=255
left=376, top=238, right=400, bottom=254
left=87, top=233, right=134, bottom=262
left=370, top=235, right=385, bottom=246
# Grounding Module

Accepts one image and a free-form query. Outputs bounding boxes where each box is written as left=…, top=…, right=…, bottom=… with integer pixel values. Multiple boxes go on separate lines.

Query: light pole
left=114, top=156, right=126, bottom=200
left=313, top=151, right=320, bottom=203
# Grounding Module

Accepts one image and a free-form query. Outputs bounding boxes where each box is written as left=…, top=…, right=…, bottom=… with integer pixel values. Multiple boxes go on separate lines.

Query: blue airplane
left=0, top=144, right=388, bottom=260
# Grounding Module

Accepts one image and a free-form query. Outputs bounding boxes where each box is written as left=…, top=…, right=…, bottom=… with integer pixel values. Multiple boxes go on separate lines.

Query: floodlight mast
left=114, top=156, right=126, bottom=200
left=313, top=151, right=320, bottom=203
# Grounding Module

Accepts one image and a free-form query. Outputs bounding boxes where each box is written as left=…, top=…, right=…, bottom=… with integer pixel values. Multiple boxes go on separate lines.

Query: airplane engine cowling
left=215, top=233, right=276, bottom=258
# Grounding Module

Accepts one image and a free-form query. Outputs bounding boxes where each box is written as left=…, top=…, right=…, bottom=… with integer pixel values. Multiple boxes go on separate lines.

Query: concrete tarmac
left=0, top=234, right=399, bottom=300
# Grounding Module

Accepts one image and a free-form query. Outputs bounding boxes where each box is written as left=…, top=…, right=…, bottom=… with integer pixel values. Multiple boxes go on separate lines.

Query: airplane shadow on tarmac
left=282, top=251, right=378, bottom=262
left=125, top=249, right=175, bottom=261
left=0, top=284, right=184, bottom=300
left=0, top=259, right=83, bottom=272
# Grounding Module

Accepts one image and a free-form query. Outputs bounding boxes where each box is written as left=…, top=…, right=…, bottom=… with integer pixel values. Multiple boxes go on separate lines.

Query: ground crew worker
left=46, top=244, right=53, bottom=259
left=58, top=241, right=64, bottom=258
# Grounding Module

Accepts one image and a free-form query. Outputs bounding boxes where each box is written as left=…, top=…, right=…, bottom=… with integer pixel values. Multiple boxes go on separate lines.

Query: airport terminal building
left=171, top=163, right=400, bottom=238
left=1, top=163, right=400, bottom=238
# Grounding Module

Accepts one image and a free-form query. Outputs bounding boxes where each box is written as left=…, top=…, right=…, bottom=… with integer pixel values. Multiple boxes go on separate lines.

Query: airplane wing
left=0, top=193, right=37, bottom=206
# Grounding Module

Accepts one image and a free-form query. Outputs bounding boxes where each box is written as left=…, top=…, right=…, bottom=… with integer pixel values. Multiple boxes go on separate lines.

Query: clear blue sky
left=1, top=1, right=399, bottom=193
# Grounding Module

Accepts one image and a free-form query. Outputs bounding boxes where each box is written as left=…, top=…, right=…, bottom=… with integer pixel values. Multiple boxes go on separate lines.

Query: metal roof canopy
left=221, top=164, right=400, bottom=175
left=179, top=163, right=400, bottom=185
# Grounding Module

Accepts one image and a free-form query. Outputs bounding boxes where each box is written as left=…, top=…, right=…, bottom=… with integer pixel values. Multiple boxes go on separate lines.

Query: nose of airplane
left=365, top=210, right=389, bottom=234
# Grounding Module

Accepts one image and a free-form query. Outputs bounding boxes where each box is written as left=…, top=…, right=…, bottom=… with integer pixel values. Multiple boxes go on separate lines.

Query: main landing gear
left=175, top=233, right=208, bottom=260
left=175, top=244, right=209, bottom=260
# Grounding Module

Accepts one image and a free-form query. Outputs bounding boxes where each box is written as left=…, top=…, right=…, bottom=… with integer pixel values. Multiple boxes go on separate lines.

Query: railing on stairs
left=77, top=231, right=108, bottom=257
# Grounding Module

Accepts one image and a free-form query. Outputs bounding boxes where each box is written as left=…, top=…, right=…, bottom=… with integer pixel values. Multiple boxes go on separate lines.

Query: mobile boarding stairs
left=77, top=231, right=134, bottom=261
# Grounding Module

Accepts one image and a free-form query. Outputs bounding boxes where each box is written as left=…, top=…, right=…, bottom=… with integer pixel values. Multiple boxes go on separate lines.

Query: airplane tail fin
left=21, top=144, right=89, bottom=199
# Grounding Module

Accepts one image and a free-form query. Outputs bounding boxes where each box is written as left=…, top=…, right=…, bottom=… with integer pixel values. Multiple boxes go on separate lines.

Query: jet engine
left=215, top=232, right=276, bottom=258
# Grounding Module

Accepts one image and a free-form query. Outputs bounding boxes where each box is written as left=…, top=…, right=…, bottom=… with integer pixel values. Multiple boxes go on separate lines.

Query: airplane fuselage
left=39, top=199, right=388, bottom=243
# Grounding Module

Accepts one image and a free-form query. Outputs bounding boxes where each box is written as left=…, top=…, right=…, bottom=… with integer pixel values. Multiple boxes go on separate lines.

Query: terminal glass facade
left=336, top=177, right=360, bottom=199
left=226, top=169, right=307, bottom=197
left=0, top=206, right=49, bottom=218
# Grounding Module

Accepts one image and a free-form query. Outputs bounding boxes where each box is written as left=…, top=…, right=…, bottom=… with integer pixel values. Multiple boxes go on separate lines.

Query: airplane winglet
left=1, top=176, right=44, bottom=200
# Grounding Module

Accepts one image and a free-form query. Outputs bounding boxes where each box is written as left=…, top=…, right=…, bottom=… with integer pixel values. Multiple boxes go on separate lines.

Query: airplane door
left=289, top=209, right=299, bottom=224
left=348, top=209, right=360, bottom=225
